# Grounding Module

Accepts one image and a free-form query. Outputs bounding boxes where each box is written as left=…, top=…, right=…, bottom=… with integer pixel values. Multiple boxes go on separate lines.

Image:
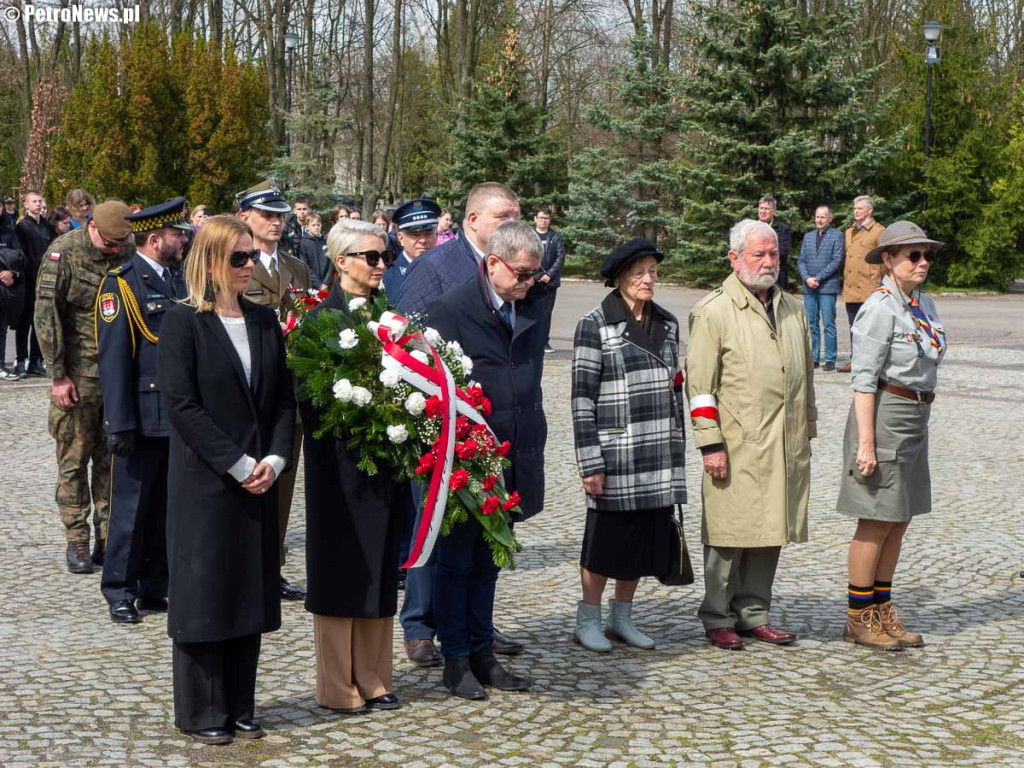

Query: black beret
left=600, top=238, right=664, bottom=287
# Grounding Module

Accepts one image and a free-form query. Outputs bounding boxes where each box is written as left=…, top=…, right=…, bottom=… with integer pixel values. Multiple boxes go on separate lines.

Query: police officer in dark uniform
left=96, top=197, right=190, bottom=624
left=382, top=198, right=441, bottom=302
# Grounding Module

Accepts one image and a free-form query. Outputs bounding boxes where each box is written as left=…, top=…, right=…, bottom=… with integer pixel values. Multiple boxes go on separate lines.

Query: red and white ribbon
left=689, top=393, right=719, bottom=421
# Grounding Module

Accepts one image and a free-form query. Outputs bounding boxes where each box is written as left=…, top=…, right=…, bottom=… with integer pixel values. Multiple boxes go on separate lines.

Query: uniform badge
left=49, top=252, right=61, bottom=261
left=99, top=292, right=120, bottom=322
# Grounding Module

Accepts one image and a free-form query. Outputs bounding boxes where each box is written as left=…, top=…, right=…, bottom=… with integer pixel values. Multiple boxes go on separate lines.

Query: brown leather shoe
left=837, top=362, right=852, bottom=373
left=66, top=541, right=93, bottom=574
left=705, top=627, right=743, bottom=650
left=877, top=602, right=924, bottom=648
left=740, top=624, right=797, bottom=645
left=843, top=606, right=903, bottom=651
left=405, top=638, right=442, bottom=668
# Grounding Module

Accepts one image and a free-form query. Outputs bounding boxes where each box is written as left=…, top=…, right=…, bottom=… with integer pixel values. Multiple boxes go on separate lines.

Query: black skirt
left=579, top=506, right=674, bottom=580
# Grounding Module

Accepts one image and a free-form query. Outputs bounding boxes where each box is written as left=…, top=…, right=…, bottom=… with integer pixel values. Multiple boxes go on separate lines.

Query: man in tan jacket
left=685, top=220, right=817, bottom=651
left=839, top=195, right=884, bottom=372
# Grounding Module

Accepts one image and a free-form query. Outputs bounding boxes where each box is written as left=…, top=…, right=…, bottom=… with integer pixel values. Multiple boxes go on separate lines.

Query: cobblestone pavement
left=1, top=288, right=1022, bottom=768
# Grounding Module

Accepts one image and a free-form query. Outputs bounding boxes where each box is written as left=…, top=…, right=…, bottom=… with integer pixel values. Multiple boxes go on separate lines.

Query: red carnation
left=468, top=385, right=485, bottom=406
left=455, top=439, right=479, bottom=460
left=480, top=397, right=492, bottom=416
left=449, top=469, right=470, bottom=491
left=496, top=441, right=511, bottom=457
left=481, top=474, right=498, bottom=492
left=415, top=452, right=436, bottom=475
left=317, top=288, right=331, bottom=300
left=482, top=495, right=500, bottom=516
left=455, top=416, right=472, bottom=440
left=470, top=423, right=488, bottom=438
left=425, top=396, right=445, bottom=420
left=502, top=491, right=521, bottom=512
left=301, top=296, right=319, bottom=309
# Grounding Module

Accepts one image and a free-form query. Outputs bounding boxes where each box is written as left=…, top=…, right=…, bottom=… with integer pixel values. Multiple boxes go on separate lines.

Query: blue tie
left=499, top=302, right=514, bottom=330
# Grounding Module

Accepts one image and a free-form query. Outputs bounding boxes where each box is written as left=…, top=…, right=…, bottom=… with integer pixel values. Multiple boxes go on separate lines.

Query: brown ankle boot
left=843, top=605, right=902, bottom=651
left=877, top=602, right=924, bottom=648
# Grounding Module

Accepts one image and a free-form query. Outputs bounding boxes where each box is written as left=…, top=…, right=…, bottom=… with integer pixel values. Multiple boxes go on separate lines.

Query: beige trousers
left=313, top=614, right=393, bottom=709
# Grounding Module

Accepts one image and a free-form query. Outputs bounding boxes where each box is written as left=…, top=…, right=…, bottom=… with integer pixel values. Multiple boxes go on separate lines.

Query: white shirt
left=259, top=248, right=279, bottom=275
left=467, top=235, right=485, bottom=264
left=138, top=253, right=165, bottom=280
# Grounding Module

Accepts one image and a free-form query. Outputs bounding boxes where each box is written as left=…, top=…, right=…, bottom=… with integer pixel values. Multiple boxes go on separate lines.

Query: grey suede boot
left=572, top=600, right=612, bottom=652
left=605, top=600, right=655, bottom=649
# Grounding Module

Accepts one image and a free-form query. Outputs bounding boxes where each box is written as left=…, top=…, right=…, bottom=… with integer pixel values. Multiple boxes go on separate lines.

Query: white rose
left=386, top=424, right=409, bottom=444
left=379, top=368, right=402, bottom=388
left=411, top=350, right=430, bottom=366
left=423, top=327, right=442, bottom=346
left=446, top=340, right=463, bottom=357
left=348, top=297, right=367, bottom=311
left=332, top=378, right=353, bottom=402
left=350, top=386, right=373, bottom=407
left=405, top=392, right=426, bottom=416
left=338, top=328, right=359, bottom=349
left=460, top=355, right=474, bottom=376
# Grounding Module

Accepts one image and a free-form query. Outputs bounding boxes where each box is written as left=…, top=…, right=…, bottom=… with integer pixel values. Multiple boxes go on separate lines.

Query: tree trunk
left=15, top=2, right=32, bottom=115
left=373, top=0, right=403, bottom=201
left=360, top=0, right=376, bottom=214
left=209, top=0, right=223, bottom=49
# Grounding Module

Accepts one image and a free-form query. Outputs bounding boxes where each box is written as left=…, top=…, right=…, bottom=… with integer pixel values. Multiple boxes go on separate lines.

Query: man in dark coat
left=382, top=197, right=440, bottom=301
left=14, top=190, right=52, bottom=376
left=96, top=198, right=189, bottom=624
left=424, top=220, right=547, bottom=700
left=533, top=204, right=565, bottom=352
left=758, top=196, right=791, bottom=290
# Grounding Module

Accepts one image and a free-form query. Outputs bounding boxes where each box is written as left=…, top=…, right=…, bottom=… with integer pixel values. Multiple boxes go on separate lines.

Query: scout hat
left=92, top=200, right=134, bottom=243
left=128, top=196, right=191, bottom=233
left=865, top=221, right=943, bottom=264
left=235, top=180, right=291, bottom=214
left=393, top=198, right=441, bottom=232
left=600, top=238, right=664, bottom=287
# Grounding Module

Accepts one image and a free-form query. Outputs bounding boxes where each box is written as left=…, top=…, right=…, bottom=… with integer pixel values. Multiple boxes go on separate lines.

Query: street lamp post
left=922, top=21, right=943, bottom=164
left=284, top=31, right=301, bottom=156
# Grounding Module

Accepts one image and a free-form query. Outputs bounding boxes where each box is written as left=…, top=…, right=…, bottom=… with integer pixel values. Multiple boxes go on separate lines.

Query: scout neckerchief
left=873, top=280, right=944, bottom=357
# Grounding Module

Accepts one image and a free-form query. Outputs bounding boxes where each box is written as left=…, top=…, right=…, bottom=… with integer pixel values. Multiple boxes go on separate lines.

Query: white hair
left=487, top=220, right=542, bottom=261
left=729, top=219, right=777, bottom=255
left=853, top=195, right=874, bottom=209
left=326, top=219, right=386, bottom=262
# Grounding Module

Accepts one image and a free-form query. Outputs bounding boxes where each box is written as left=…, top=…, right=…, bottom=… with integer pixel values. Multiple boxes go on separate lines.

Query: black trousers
left=845, top=301, right=863, bottom=352
left=15, top=276, right=42, bottom=367
left=543, top=287, right=558, bottom=345
left=172, top=634, right=262, bottom=732
left=100, top=436, right=169, bottom=604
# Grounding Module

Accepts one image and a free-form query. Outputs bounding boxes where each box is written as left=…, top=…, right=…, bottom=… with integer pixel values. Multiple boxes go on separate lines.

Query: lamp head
left=284, top=31, right=301, bottom=51
left=922, top=21, right=943, bottom=43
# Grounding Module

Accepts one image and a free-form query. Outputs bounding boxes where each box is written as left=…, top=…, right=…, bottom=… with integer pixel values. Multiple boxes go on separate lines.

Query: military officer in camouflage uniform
left=34, top=200, right=135, bottom=574
left=96, top=198, right=189, bottom=623
left=235, top=181, right=311, bottom=601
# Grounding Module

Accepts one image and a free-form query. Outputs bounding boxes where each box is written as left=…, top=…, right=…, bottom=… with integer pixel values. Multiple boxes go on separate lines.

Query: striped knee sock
left=873, top=581, right=892, bottom=605
left=848, top=584, right=875, bottom=610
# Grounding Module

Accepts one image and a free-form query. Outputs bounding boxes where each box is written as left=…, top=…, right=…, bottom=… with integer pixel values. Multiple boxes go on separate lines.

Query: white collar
left=138, top=253, right=165, bottom=279
left=259, top=248, right=279, bottom=273
left=466, top=233, right=485, bottom=263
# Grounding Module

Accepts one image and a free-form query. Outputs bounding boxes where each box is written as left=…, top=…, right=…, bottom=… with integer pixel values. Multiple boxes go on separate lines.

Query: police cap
left=393, top=198, right=441, bottom=233
left=235, top=180, right=291, bottom=214
left=92, top=200, right=134, bottom=243
left=128, top=196, right=191, bottom=233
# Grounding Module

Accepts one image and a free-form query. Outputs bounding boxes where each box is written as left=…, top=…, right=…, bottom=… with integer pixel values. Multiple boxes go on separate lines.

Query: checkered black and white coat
left=572, top=292, right=687, bottom=512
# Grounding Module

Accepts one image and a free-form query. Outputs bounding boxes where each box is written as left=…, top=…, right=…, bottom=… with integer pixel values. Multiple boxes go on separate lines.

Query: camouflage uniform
left=34, top=227, right=134, bottom=544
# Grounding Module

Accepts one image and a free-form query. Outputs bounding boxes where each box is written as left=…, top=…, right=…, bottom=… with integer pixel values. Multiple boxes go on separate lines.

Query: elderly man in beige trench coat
left=685, top=219, right=817, bottom=651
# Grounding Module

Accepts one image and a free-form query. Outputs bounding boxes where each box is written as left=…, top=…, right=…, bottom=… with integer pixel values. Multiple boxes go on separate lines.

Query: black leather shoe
left=280, top=576, right=305, bottom=601
left=442, top=655, right=487, bottom=700
left=325, top=703, right=368, bottom=715
left=136, top=597, right=169, bottom=613
left=491, top=629, right=524, bottom=655
left=28, top=362, right=47, bottom=377
left=470, top=649, right=530, bottom=691
left=365, top=693, right=401, bottom=710
left=187, top=727, right=233, bottom=745
left=233, top=718, right=264, bottom=739
left=66, top=542, right=93, bottom=574
left=110, top=600, right=141, bottom=624
left=91, top=539, right=105, bottom=566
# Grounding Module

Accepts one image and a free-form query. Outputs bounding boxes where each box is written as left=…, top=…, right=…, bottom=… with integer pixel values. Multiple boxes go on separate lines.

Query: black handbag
left=657, top=505, right=694, bottom=586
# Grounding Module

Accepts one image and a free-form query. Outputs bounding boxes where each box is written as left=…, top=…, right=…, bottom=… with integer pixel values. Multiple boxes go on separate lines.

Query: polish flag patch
left=689, top=394, right=718, bottom=421
left=49, top=252, right=61, bottom=261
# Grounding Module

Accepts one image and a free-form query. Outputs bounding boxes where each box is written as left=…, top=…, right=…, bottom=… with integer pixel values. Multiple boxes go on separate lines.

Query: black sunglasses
left=229, top=249, right=260, bottom=268
left=346, top=249, right=395, bottom=268
left=904, top=250, right=934, bottom=264
left=493, top=255, right=545, bottom=283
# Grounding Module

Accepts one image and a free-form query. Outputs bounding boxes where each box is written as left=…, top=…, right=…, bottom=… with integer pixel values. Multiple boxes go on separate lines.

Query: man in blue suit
left=797, top=205, right=845, bottom=371
left=382, top=198, right=441, bottom=301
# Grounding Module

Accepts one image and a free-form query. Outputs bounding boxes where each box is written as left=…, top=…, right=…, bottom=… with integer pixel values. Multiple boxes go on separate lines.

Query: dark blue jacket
left=425, top=266, right=548, bottom=520
left=797, top=226, right=844, bottom=294
left=97, top=254, right=185, bottom=437
left=396, top=230, right=479, bottom=315
left=382, top=251, right=414, bottom=302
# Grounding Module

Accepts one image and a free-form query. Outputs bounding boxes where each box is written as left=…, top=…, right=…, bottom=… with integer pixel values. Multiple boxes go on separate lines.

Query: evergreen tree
left=673, top=0, right=900, bottom=277
left=562, top=36, right=681, bottom=266
left=442, top=26, right=564, bottom=211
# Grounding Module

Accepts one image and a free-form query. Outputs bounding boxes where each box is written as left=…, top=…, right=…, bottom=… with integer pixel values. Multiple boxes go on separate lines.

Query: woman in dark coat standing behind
left=301, top=219, right=405, bottom=714
left=158, top=215, right=295, bottom=744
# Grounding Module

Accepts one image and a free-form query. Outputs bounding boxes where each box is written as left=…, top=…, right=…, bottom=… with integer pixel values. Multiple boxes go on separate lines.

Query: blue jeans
left=399, top=481, right=436, bottom=641
left=434, top=517, right=499, bottom=658
left=803, top=291, right=838, bottom=365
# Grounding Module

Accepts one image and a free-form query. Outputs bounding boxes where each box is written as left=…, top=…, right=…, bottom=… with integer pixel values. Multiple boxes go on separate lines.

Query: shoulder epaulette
left=109, top=262, right=131, bottom=276
left=693, top=287, right=724, bottom=310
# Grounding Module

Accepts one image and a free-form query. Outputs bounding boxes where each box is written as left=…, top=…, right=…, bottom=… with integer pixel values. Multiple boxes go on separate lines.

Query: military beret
left=128, top=196, right=191, bottom=233
left=235, top=180, right=291, bottom=214
left=393, top=198, right=441, bottom=232
left=92, top=200, right=134, bottom=243
left=600, top=238, right=664, bottom=286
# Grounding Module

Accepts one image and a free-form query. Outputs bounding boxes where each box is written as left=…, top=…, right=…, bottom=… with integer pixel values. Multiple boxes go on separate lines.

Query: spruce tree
left=673, top=0, right=900, bottom=277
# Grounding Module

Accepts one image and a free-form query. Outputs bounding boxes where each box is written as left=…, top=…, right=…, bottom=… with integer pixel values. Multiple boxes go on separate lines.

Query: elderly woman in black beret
left=570, top=239, right=687, bottom=652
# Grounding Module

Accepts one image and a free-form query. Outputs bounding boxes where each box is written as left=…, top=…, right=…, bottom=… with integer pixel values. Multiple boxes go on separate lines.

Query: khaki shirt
left=842, top=220, right=884, bottom=303
left=34, top=227, right=134, bottom=392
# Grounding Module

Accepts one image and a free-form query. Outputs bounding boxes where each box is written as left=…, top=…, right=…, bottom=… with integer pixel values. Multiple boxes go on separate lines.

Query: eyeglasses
left=345, top=249, right=395, bottom=268
left=229, top=249, right=260, bottom=268
left=98, top=233, right=126, bottom=250
left=492, top=255, right=544, bottom=283
left=904, top=250, right=934, bottom=264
